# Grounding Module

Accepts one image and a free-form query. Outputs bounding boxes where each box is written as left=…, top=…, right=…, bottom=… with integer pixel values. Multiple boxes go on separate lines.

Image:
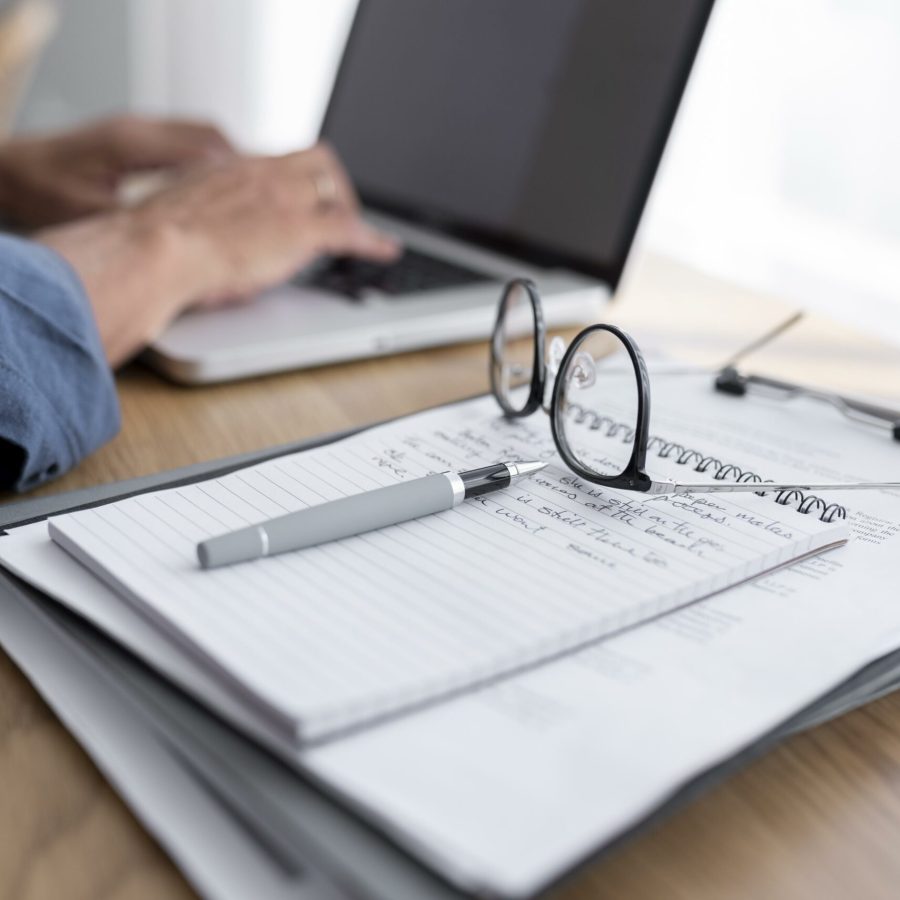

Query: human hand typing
left=132, top=141, right=399, bottom=304
left=0, top=115, right=232, bottom=229
left=38, top=142, right=400, bottom=366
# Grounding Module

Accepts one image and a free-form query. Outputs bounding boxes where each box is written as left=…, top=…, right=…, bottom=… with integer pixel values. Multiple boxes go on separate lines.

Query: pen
left=197, top=460, right=547, bottom=569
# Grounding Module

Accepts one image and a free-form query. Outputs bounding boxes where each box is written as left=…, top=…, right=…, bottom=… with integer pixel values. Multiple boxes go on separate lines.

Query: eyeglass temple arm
left=649, top=480, right=900, bottom=496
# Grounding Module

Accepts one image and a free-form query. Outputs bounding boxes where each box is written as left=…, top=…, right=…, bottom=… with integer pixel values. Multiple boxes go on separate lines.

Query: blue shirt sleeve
left=0, top=234, right=120, bottom=492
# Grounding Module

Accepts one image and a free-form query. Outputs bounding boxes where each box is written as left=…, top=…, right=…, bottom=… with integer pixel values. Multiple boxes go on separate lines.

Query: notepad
left=48, top=396, right=848, bottom=743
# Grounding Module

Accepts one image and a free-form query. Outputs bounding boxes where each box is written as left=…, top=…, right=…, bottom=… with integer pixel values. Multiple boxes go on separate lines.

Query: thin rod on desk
left=720, top=310, right=805, bottom=369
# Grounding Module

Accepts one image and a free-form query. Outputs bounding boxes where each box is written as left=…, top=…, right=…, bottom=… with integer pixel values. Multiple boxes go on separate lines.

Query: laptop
left=145, top=0, right=714, bottom=384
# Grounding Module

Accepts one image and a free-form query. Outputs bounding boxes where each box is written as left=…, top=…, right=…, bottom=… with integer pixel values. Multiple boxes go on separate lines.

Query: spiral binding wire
left=564, top=404, right=847, bottom=523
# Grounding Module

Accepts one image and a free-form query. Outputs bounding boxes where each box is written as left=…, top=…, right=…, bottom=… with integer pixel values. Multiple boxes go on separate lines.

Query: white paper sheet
left=46, top=394, right=842, bottom=741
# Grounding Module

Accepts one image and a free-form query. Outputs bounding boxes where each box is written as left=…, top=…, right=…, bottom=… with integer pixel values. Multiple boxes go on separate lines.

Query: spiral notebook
left=46, top=395, right=848, bottom=744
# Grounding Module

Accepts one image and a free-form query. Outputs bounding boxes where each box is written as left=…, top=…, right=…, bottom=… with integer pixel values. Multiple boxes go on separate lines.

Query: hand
left=134, top=141, right=400, bottom=304
left=0, top=115, right=232, bottom=229
left=37, top=142, right=401, bottom=367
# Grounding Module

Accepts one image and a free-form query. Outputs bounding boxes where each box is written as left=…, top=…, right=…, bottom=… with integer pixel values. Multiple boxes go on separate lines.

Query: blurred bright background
left=12, top=0, right=900, bottom=345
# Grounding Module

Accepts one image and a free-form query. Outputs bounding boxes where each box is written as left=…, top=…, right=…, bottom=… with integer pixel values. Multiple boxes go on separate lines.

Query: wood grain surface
left=2, top=253, right=900, bottom=900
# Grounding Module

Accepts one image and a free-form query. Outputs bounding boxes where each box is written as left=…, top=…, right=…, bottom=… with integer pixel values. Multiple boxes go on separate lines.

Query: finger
left=280, top=143, right=361, bottom=213
left=313, top=209, right=402, bottom=262
left=309, top=141, right=361, bottom=212
left=105, top=116, right=235, bottom=171
left=50, top=180, right=118, bottom=221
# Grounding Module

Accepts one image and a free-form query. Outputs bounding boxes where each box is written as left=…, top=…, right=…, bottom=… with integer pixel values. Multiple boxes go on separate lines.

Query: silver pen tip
left=506, top=460, right=547, bottom=478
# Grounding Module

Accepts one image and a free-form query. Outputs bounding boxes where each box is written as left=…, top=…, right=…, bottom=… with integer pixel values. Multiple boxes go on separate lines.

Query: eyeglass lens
left=555, top=329, right=640, bottom=478
left=492, top=281, right=538, bottom=414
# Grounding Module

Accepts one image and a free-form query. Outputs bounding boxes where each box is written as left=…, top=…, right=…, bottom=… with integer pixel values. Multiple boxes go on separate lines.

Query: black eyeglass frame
left=489, top=278, right=900, bottom=497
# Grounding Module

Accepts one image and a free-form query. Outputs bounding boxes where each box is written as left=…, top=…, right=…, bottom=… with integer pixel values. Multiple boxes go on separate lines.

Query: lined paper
left=49, top=396, right=846, bottom=741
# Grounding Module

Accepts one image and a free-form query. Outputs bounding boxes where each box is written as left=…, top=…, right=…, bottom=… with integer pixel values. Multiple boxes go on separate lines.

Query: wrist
left=127, top=210, right=196, bottom=304
left=36, top=210, right=206, bottom=366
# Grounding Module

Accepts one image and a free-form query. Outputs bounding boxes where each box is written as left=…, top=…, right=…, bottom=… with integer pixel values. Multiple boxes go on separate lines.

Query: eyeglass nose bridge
left=547, top=336, right=566, bottom=383
left=498, top=334, right=600, bottom=414
left=544, top=335, right=597, bottom=410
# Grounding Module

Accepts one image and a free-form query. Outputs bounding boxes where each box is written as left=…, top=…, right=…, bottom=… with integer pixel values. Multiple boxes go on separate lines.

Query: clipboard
left=2, top=431, right=900, bottom=900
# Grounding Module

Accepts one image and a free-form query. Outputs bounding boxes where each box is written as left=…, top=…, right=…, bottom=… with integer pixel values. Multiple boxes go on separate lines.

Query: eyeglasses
left=489, top=279, right=900, bottom=497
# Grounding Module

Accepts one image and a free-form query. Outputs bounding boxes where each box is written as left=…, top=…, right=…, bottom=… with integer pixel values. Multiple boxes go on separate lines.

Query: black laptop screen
left=321, top=0, right=713, bottom=286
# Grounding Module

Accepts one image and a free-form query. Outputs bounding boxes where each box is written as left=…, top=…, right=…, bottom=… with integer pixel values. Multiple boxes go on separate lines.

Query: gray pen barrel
left=197, top=473, right=456, bottom=569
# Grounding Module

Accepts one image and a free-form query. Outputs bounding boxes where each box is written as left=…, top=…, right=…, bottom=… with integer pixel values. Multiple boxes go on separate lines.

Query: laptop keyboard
left=298, top=247, right=493, bottom=300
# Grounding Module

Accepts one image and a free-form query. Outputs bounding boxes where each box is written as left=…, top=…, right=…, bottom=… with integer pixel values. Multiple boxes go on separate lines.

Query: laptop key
left=297, top=248, right=493, bottom=299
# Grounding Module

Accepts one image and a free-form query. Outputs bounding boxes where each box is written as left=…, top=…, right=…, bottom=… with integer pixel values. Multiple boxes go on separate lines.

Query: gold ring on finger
left=311, top=170, right=338, bottom=207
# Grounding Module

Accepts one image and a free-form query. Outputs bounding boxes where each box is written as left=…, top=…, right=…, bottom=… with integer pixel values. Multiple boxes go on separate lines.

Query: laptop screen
left=321, top=0, right=713, bottom=287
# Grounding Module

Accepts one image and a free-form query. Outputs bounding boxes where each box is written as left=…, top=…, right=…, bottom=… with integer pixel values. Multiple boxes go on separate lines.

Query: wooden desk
left=3, top=254, right=900, bottom=900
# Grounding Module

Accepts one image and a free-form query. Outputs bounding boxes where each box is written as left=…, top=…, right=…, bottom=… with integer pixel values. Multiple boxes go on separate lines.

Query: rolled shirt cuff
left=0, top=234, right=120, bottom=492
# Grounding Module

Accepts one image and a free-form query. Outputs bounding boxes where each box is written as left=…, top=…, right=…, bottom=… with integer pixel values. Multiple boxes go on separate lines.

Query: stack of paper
left=4, top=372, right=900, bottom=898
